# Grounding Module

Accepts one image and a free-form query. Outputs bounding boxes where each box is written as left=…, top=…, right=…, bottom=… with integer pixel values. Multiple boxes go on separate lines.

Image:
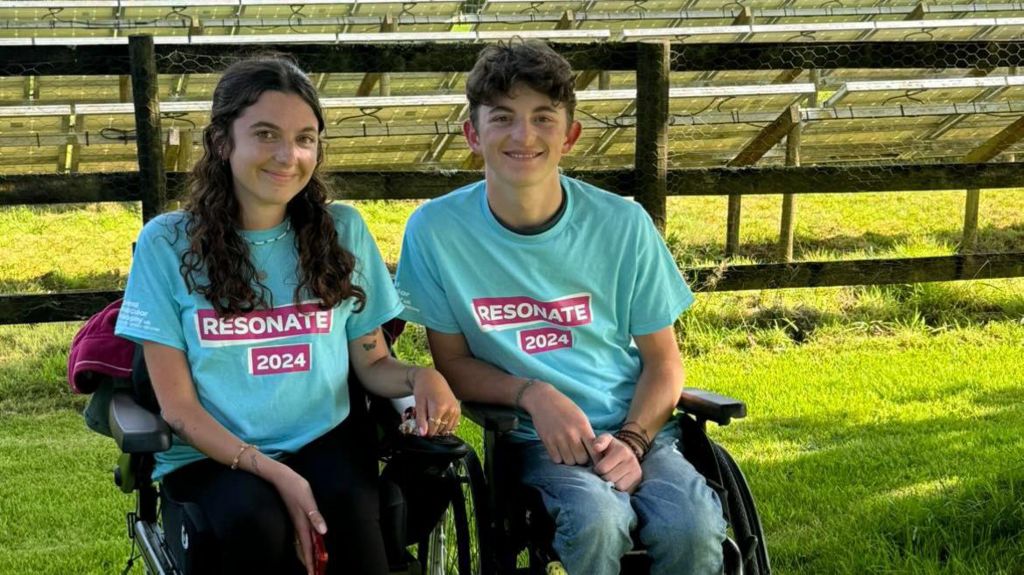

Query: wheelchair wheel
left=422, top=451, right=487, bottom=575
left=713, top=444, right=770, bottom=575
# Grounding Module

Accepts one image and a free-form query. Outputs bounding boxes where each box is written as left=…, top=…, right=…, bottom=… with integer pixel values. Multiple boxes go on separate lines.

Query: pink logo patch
left=195, top=303, right=332, bottom=347
left=518, top=327, right=573, bottom=355
left=249, top=343, right=311, bottom=376
left=472, top=293, right=591, bottom=331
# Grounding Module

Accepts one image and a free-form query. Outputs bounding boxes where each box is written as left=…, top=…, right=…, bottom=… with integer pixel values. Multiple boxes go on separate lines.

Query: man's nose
left=511, top=119, right=536, bottom=143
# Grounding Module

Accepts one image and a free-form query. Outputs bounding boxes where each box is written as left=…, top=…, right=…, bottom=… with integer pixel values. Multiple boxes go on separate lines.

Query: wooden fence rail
left=4, top=251, right=1023, bottom=325
left=3, top=163, right=1023, bottom=205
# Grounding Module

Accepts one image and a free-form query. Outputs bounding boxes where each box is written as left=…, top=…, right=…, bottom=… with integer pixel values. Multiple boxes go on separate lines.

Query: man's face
left=464, top=84, right=581, bottom=192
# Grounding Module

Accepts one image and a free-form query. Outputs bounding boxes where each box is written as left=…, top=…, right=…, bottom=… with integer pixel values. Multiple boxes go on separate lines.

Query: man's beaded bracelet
left=614, top=431, right=647, bottom=462
left=615, top=428, right=651, bottom=454
left=622, top=420, right=652, bottom=445
left=514, top=378, right=536, bottom=410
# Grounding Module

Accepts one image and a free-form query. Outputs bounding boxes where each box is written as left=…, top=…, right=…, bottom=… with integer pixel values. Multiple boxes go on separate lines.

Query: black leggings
left=162, top=415, right=389, bottom=575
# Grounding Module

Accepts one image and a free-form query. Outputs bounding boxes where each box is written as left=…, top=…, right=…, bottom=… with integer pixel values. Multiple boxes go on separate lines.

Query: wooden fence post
left=129, top=35, right=166, bottom=222
left=726, top=104, right=801, bottom=257
left=635, top=40, right=670, bottom=233
left=962, top=189, right=980, bottom=252
left=779, top=121, right=802, bottom=261
left=960, top=117, right=1024, bottom=252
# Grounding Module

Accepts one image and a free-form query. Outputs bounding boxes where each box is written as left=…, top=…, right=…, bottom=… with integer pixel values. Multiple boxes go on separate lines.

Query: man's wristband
left=622, top=420, right=652, bottom=446
left=616, top=428, right=652, bottom=453
left=614, top=430, right=649, bottom=462
left=513, top=378, right=536, bottom=410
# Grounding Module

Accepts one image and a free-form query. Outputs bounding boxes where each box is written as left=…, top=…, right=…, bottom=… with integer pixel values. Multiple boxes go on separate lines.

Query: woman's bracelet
left=513, top=378, right=537, bottom=410
left=230, top=443, right=256, bottom=470
left=404, top=366, right=418, bottom=392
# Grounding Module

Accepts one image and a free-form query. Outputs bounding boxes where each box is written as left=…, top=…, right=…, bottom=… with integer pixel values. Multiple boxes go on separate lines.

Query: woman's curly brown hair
left=179, top=56, right=366, bottom=316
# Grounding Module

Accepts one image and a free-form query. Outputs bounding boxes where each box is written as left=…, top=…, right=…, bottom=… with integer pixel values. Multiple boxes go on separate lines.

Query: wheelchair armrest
left=462, top=402, right=520, bottom=434
left=389, top=433, right=472, bottom=470
left=677, top=388, right=747, bottom=427
left=109, top=391, right=172, bottom=454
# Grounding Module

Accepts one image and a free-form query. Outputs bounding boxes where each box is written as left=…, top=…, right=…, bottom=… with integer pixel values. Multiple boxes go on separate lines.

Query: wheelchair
left=105, top=343, right=487, bottom=575
left=463, top=388, right=771, bottom=575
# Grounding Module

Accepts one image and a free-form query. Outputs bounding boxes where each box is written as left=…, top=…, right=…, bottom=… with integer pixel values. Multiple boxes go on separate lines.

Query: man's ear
left=562, top=120, right=582, bottom=153
left=463, top=119, right=481, bottom=153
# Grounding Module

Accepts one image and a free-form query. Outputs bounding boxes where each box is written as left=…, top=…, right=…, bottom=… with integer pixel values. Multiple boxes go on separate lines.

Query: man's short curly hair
left=466, top=39, right=577, bottom=128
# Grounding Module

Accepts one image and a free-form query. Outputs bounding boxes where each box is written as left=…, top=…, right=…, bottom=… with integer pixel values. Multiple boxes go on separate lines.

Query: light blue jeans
left=515, top=420, right=727, bottom=575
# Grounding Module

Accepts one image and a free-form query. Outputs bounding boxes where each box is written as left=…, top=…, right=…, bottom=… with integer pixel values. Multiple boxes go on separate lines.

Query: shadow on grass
left=678, top=280, right=1023, bottom=354
left=0, top=269, right=126, bottom=294
left=728, top=386, right=1024, bottom=573
left=932, top=222, right=1024, bottom=255
left=0, top=323, right=85, bottom=415
left=670, top=223, right=1024, bottom=267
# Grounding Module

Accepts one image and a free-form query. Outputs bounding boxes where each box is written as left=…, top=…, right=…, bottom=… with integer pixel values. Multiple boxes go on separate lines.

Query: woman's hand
left=269, top=466, right=327, bottom=575
left=410, top=367, right=461, bottom=436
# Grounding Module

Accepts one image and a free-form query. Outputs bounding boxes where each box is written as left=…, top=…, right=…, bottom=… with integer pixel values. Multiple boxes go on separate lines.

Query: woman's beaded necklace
left=246, top=221, right=292, bottom=246
left=247, top=221, right=291, bottom=281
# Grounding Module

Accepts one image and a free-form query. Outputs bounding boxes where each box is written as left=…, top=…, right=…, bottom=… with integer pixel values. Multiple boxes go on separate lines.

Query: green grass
left=696, top=328, right=1024, bottom=573
left=1, top=190, right=1023, bottom=573
left=0, top=204, right=136, bottom=293
left=0, top=412, right=134, bottom=575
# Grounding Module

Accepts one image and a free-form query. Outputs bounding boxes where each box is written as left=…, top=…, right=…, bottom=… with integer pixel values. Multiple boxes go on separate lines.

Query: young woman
left=115, top=56, right=460, bottom=575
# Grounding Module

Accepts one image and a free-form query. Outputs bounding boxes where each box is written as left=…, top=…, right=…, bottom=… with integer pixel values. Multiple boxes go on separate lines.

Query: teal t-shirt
left=115, top=204, right=402, bottom=480
left=395, top=175, right=693, bottom=440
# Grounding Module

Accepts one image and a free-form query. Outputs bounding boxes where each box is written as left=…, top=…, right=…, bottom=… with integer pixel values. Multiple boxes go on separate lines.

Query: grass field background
left=1, top=189, right=1022, bottom=574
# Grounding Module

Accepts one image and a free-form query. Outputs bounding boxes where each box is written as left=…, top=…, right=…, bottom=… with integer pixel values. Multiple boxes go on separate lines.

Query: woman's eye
left=255, top=130, right=275, bottom=141
left=298, top=135, right=318, bottom=146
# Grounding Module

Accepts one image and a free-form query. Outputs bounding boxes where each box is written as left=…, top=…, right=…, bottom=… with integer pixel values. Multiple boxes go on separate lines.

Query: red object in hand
left=312, top=529, right=328, bottom=575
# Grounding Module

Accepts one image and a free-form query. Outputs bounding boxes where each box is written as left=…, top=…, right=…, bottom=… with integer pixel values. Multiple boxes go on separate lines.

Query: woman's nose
left=274, top=141, right=297, bottom=164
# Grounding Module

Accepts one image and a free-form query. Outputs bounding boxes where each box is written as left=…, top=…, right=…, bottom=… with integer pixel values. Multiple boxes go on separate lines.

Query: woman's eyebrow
left=247, top=121, right=318, bottom=132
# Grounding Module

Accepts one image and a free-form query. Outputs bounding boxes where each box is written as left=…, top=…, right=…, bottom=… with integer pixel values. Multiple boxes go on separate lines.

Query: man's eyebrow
left=532, top=105, right=559, bottom=113
left=486, top=105, right=560, bottom=114
left=247, top=121, right=318, bottom=133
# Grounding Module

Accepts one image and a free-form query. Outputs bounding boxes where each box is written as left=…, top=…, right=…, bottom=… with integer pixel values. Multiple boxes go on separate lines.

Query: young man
left=395, top=40, right=726, bottom=575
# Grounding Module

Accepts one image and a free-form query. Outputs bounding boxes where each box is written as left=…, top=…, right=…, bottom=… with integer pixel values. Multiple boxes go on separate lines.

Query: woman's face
left=227, top=90, right=319, bottom=228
